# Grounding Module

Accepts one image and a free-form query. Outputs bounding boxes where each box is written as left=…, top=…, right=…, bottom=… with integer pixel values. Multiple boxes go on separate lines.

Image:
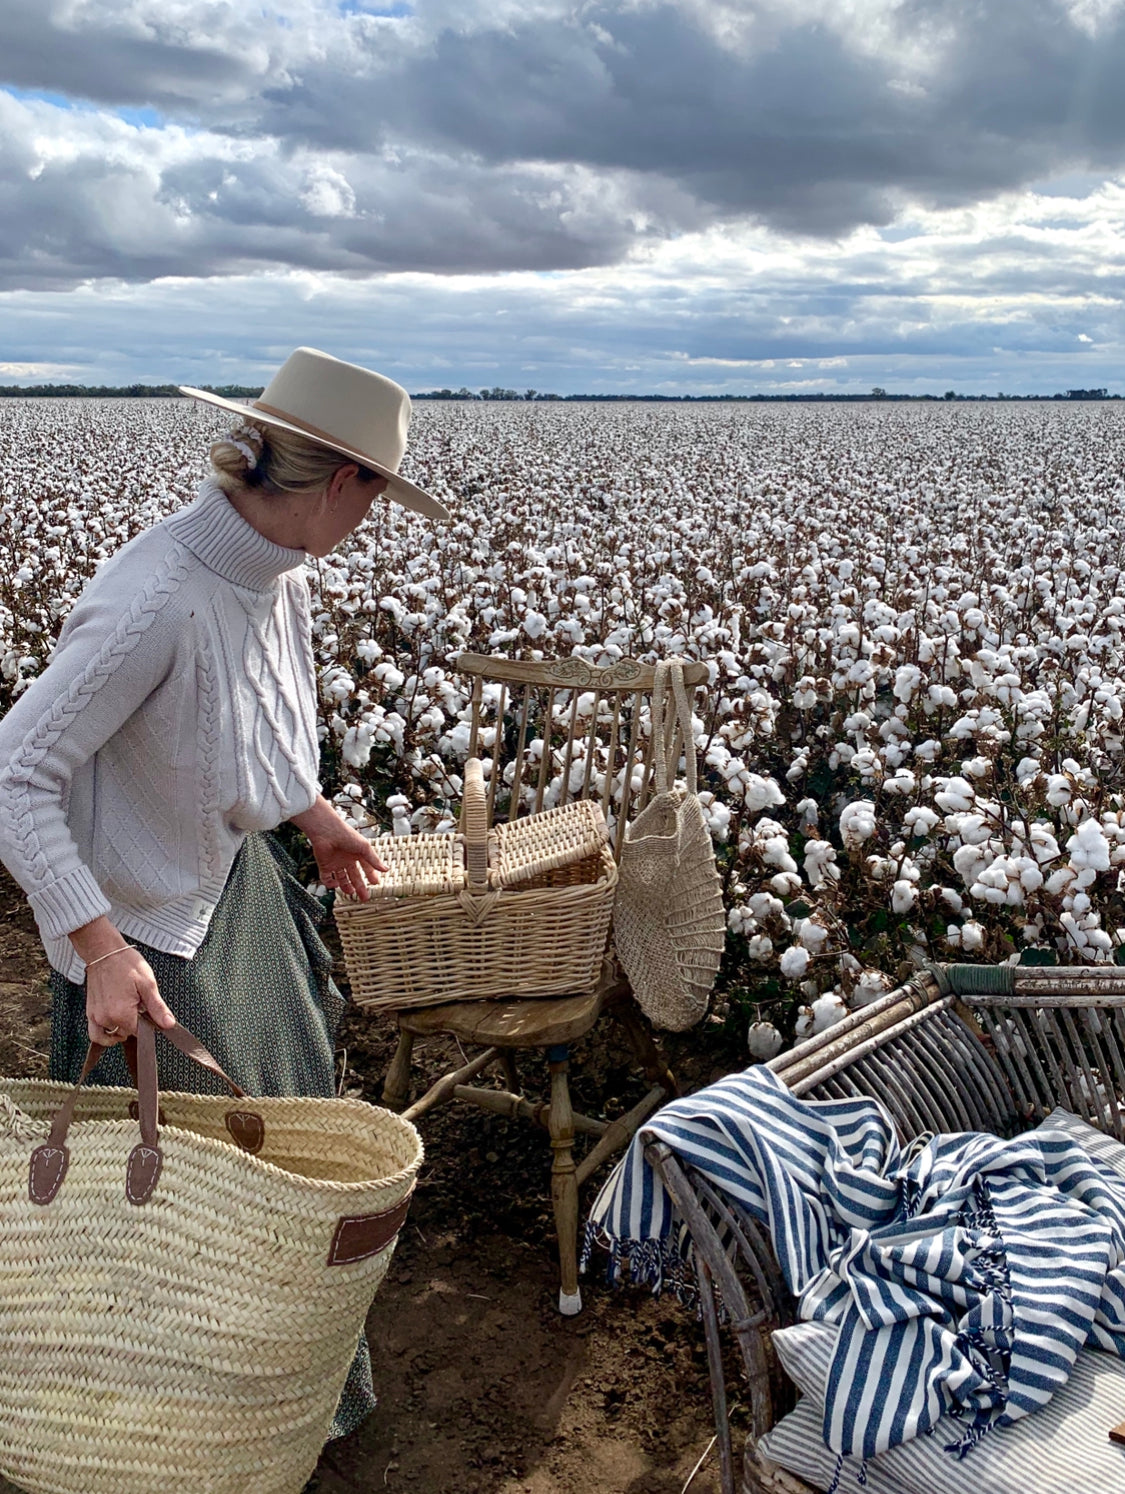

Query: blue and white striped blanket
left=583, top=1066, right=1125, bottom=1466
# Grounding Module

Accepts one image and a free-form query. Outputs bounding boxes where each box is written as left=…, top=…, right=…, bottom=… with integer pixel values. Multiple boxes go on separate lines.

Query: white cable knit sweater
left=0, top=478, right=322, bottom=982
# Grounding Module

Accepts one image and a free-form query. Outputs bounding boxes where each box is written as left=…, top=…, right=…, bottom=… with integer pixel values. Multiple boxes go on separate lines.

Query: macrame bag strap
left=651, top=658, right=698, bottom=797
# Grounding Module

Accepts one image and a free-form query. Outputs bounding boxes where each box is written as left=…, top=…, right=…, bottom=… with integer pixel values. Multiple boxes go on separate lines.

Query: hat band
left=252, top=400, right=392, bottom=473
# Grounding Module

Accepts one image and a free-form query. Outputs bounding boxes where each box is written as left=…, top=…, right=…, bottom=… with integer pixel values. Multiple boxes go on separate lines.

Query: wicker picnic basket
left=334, top=758, right=617, bottom=1011
left=0, top=1015, right=422, bottom=1494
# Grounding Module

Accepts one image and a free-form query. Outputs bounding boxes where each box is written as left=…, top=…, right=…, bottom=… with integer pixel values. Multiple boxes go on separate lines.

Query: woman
left=0, top=345, right=450, bottom=1445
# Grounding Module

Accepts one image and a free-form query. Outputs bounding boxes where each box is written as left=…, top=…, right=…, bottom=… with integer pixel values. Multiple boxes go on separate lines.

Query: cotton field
left=4, top=396, right=1125, bottom=1052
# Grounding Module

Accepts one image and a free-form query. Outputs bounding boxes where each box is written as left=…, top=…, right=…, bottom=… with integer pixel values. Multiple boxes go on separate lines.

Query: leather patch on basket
left=327, top=1192, right=413, bottom=1266
left=125, top=1143, right=163, bottom=1205
left=225, top=1110, right=265, bottom=1154
left=128, top=1099, right=166, bottom=1126
left=29, top=1144, right=69, bottom=1205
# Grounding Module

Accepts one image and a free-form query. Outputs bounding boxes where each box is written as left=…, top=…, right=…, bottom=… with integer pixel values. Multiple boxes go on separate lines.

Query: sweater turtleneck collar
left=164, top=478, right=307, bottom=592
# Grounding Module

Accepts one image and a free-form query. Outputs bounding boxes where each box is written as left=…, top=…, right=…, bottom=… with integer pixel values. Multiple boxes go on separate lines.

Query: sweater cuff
left=28, top=866, right=112, bottom=939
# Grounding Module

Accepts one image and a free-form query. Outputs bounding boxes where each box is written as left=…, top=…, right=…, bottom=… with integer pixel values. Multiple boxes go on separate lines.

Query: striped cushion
left=1037, top=1107, right=1125, bottom=1178
left=760, top=1346, right=1125, bottom=1494
left=760, top=1108, right=1125, bottom=1493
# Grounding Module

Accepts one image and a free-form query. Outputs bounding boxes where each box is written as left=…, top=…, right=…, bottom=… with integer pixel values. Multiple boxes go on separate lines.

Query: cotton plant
left=8, top=396, right=1125, bottom=1057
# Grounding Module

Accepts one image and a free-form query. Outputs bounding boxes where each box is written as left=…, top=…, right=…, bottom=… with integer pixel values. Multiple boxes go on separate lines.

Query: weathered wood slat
left=456, top=650, right=708, bottom=689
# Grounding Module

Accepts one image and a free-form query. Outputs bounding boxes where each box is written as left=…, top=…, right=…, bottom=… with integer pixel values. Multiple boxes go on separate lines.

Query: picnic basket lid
left=491, top=798, right=609, bottom=890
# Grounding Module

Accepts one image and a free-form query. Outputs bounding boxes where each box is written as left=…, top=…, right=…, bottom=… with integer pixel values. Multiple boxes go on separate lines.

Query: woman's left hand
left=292, top=797, right=388, bottom=901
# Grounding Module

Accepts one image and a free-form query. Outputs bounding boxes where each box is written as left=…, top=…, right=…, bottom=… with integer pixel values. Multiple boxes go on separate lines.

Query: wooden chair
left=380, top=650, right=711, bottom=1314
left=643, top=963, right=1125, bottom=1493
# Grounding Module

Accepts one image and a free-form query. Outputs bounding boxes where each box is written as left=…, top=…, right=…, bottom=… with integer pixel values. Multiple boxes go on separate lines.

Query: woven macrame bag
left=613, top=659, right=725, bottom=1031
left=0, top=1016, right=422, bottom=1494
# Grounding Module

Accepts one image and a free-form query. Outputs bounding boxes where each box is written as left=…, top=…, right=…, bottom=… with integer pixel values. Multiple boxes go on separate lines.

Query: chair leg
left=501, top=1050, right=520, bottom=1094
left=547, top=1045, right=582, bottom=1316
left=382, top=1028, right=414, bottom=1111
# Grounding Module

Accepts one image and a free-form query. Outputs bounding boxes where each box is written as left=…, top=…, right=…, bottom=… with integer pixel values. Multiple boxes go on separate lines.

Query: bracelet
left=84, top=945, right=134, bottom=972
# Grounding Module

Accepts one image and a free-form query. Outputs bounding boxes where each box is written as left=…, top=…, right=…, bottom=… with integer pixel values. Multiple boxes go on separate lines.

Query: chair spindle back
left=456, top=652, right=711, bottom=859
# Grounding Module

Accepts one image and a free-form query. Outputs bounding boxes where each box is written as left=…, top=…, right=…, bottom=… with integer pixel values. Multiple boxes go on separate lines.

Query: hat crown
left=257, top=347, right=411, bottom=474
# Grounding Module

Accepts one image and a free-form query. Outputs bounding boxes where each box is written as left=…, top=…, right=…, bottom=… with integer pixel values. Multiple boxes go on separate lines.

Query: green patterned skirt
left=49, top=832, right=375, bottom=1442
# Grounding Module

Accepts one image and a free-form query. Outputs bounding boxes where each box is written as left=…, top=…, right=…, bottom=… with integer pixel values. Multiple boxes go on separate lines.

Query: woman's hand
left=85, top=947, right=176, bottom=1047
left=68, top=916, right=176, bottom=1047
left=291, top=796, right=388, bottom=901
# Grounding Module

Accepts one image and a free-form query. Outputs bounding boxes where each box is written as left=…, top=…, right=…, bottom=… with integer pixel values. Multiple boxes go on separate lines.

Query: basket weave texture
left=0, top=1020, right=422, bottom=1494
left=334, top=758, right=617, bottom=1011
left=613, top=659, right=726, bottom=1031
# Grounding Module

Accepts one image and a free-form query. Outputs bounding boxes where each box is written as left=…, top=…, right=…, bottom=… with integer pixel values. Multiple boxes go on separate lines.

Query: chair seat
left=397, top=989, right=606, bottom=1049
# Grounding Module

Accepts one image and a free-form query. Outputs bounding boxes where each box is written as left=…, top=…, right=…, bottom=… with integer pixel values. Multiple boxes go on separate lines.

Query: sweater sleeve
left=0, top=559, right=182, bottom=939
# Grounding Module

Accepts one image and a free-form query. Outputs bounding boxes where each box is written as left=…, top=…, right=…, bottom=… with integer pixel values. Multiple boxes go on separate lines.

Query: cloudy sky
left=1, top=0, right=1124, bottom=394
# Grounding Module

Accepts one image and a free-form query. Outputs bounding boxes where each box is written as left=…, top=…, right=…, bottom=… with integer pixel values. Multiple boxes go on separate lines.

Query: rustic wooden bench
left=644, top=963, right=1125, bottom=1493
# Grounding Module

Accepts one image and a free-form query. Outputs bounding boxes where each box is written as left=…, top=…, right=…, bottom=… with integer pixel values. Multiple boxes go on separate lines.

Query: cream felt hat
left=180, top=347, right=450, bottom=522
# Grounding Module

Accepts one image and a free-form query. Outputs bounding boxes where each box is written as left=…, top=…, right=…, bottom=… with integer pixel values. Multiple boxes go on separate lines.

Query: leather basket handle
left=29, top=1014, right=249, bottom=1208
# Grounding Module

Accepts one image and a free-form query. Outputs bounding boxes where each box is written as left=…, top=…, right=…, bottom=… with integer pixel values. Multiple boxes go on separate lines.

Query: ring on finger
left=102, top=1023, right=120, bottom=1036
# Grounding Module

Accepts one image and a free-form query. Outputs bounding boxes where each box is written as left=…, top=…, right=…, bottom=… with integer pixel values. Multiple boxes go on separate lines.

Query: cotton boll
left=770, top=871, right=803, bottom=899
left=957, top=814, right=992, bottom=846
left=851, top=969, right=893, bottom=1007
left=960, top=920, right=985, bottom=951
left=1015, top=757, right=1042, bottom=785
left=1019, top=861, right=1044, bottom=892
left=744, top=774, right=786, bottom=812
left=891, top=880, right=917, bottom=914
left=761, top=838, right=799, bottom=874
left=839, top=801, right=877, bottom=847
left=342, top=721, right=374, bottom=770
left=962, top=756, right=993, bottom=780
left=804, top=840, right=840, bottom=889
left=934, top=776, right=975, bottom=813
left=384, top=794, right=410, bottom=833
left=793, top=1006, right=816, bottom=1039
left=780, top=945, right=811, bottom=980
left=1045, top=774, right=1073, bottom=807
left=1067, top=819, right=1111, bottom=873
left=373, top=661, right=406, bottom=692
left=904, top=806, right=940, bottom=837
left=796, top=797, right=819, bottom=828
left=796, top=918, right=830, bottom=952
left=746, top=935, right=774, bottom=962
left=747, top=1021, right=784, bottom=1060
left=727, top=905, right=752, bottom=937
left=953, top=842, right=993, bottom=887
left=810, top=992, right=847, bottom=1034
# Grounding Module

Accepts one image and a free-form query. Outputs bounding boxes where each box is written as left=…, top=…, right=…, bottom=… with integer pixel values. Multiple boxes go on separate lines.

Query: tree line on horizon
left=0, top=382, right=1117, bottom=403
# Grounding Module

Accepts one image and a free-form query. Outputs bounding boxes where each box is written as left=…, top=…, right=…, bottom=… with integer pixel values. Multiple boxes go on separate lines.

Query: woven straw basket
left=0, top=1017, right=422, bottom=1494
left=613, top=659, right=725, bottom=1031
left=334, top=758, right=617, bottom=1012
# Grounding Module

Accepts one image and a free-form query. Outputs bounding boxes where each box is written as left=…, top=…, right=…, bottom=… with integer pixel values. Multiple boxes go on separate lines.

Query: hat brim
left=179, top=385, right=451, bottom=522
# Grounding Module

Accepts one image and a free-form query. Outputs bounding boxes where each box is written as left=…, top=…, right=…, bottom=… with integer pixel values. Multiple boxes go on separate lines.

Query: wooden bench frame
left=643, top=963, right=1125, bottom=1494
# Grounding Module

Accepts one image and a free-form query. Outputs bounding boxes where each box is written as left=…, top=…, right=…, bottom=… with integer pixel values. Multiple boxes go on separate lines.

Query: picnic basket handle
left=29, top=1013, right=249, bottom=1209
left=461, top=756, right=491, bottom=893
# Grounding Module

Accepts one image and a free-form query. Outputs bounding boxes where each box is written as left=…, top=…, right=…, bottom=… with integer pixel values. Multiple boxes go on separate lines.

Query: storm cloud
left=1, top=0, right=1124, bottom=391
left=2, top=0, right=1125, bottom=286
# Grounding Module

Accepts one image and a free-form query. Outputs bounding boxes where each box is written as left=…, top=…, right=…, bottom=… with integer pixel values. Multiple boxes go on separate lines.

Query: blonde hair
left=210, top=418, right=378, bottom=498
